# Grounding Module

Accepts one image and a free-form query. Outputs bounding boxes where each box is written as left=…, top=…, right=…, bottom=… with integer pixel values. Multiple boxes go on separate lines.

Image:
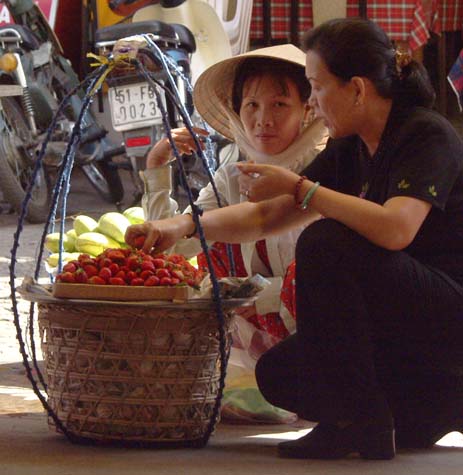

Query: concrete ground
left=1, top=154, right=463, bottom=474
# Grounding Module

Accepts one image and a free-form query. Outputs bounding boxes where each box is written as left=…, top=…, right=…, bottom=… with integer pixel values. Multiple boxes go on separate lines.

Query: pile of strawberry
left=55, top=248, right=204, bottom=288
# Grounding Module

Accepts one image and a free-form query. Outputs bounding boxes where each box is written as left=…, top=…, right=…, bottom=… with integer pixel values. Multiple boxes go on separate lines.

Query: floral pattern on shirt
left=397, top=179, right=410, bottom=189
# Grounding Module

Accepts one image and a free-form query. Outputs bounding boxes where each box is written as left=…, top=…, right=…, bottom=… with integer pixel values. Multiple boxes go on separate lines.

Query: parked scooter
left=94, top=0, right=233, bottom=204
left=0, top=0, right=125, bottom=223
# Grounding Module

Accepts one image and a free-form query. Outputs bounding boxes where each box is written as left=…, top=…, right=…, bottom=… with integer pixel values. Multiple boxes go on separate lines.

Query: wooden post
left=437, top=33, right=448, bottom=115
left=263, top=0, right=271, bottom=46
left=359, top=0, right=367, bottom=19
left=290, top=0, right=299, bottom=45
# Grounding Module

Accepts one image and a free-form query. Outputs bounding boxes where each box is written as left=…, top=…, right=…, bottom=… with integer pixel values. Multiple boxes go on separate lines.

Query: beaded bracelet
left=299, top=181, right=320, bottom=211
left=294, top=175, right=308, bottom=206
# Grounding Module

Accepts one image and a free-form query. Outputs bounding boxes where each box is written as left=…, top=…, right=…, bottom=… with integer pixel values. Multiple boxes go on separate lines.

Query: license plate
left=108, top=82, right=165, bottom=132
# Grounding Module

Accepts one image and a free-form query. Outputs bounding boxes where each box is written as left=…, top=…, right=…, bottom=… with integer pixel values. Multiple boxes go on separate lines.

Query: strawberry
left=152, top=258, right=167, bottom=269
left=98, top=257, right=112, bottom=269
left=56, top=271, right=75, bottom=283
left=144, top=275, right=160, bottom=286
left=141, top=261, right=155, bottom=272
left=88, top=275, right=106, bottom=285
left=133, top=235, right=146, bottom=249
left=108, top=277, right=127, bottom=285
left=182, top=261, right=198, bottom=273
left=83, top=264, right=98, bottom=278
left=167, top=254, right=184, bottom=264
left=160, top=276, right=173, bottom=286
left=125, top=270, right=137, bottom=283
left=62, top=262, right=77, bottom=273
left=127, top=255, right=142, bottom=271
left=80, top=257, right=97, bottom=267
left=156, top=268, right=170, bottom=279
left=115, top=270, right=126, bottom=280
left=140, top=270, right=154, bottom=281
left=171, top=269, right=184, bottom=281
left=74, top=269, right=88, bottom=284
left=105, top=249, right=126, bottom=262
left=98, top=267, right=112, bottom=282
left=109, top=263, right=120, bottom=276
left=130, top=277, right=145, bottom=286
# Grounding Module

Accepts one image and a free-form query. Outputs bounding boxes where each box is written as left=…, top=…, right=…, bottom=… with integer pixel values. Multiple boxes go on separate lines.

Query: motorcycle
left=0, top=0, right=125, bottom=223
left=93, top=0, right=234, bottom=205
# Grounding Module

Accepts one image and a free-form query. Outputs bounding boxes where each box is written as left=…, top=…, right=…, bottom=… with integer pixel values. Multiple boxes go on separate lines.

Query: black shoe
left=278, top=421, right=395, bottom=460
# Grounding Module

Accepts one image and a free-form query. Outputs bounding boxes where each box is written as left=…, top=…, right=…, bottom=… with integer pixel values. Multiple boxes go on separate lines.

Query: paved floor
left=1, top=138, right=463, bottom=474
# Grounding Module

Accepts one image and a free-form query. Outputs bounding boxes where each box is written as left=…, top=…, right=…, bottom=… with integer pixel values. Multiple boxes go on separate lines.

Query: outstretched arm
left=125, top=195, right=321, bottom=253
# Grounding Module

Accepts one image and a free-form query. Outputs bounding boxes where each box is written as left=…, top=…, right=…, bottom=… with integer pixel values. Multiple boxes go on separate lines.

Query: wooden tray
left=52, top=282, right=194, bottom=302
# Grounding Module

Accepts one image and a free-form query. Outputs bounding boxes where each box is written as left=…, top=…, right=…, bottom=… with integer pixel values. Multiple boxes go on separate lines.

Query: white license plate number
left=108, top=83, right=164, bottom=131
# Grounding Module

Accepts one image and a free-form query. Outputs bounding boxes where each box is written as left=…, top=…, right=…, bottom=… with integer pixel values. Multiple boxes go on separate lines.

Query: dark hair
left=232, top=57, right=311, bottom=114
left=302, top=17, right=435, bottom=108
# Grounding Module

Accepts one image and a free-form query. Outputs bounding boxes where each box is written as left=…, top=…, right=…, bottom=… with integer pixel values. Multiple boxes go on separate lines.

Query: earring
left=302, top=104, right=313, bottom=128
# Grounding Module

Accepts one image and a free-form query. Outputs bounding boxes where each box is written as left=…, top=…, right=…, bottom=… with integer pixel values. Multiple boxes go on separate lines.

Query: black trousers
left=256, top=219, right=463, bottom=423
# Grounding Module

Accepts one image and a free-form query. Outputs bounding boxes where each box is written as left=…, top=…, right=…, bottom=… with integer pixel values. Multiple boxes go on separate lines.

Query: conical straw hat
left=193, top=44, right=307, bottom=140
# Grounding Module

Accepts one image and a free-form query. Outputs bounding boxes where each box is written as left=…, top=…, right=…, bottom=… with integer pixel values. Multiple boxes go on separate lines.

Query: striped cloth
left=438, top=0, right=463, bottom=32
left=250, top=1, right=462, bottom=52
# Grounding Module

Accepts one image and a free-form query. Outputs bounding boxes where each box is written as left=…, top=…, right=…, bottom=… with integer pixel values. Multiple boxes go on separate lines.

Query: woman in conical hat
left=139, top=44, right=328, bottom=422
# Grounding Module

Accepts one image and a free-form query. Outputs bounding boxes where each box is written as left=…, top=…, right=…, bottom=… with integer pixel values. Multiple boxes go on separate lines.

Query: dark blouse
left=302, top=103, right=463, bottom=284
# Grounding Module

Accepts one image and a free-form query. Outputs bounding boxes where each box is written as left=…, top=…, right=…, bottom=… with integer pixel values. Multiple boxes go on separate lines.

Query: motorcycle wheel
left=51, top=78, right=125, bottom=205
left=0, top=97, right=50, bottom=223
left=80, top=160, right=124, bottom=204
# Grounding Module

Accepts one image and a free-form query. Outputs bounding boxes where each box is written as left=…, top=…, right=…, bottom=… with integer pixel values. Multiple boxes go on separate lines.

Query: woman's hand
left=124, top=215, right=194, bottom=253
left=237, top=162, right=301, bottom=202
left=145, top=126, right=209, bottom=168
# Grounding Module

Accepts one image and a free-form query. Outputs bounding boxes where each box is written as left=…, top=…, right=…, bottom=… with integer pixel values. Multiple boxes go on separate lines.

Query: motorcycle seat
left=0, top=24, right=40, bottom=51
left=96, top=21, right=195, bottom=54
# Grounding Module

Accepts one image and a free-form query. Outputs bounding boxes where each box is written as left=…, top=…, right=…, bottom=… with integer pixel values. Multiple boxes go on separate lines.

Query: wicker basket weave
left=37, top=301, right=233, bottom=446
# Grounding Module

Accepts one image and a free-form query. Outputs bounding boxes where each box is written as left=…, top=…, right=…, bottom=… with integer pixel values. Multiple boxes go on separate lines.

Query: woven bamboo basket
left=37, top=301, right=234, bottom=446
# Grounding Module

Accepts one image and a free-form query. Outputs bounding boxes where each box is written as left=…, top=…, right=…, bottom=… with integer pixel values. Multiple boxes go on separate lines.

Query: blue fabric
left=448, top=49, right=463, bottom=112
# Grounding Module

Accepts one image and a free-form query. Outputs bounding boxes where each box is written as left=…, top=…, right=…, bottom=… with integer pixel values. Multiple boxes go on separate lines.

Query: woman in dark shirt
left=126, top=18, right=463, bottom=460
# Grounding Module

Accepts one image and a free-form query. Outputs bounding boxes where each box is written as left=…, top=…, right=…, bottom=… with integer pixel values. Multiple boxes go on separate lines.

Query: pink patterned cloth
left=198, top=241, right=291, bottom=340
left=280, top=259, right=297, bottom=320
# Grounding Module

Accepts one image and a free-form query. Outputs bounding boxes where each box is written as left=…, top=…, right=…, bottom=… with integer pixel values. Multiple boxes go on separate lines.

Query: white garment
left=141, top=118, right=328, bottom=328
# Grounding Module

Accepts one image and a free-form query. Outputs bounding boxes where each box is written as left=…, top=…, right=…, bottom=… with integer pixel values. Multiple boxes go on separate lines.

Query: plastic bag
left=222, top=365, right=297, bottom=424
left=222, top=315, right=296, bottom=424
